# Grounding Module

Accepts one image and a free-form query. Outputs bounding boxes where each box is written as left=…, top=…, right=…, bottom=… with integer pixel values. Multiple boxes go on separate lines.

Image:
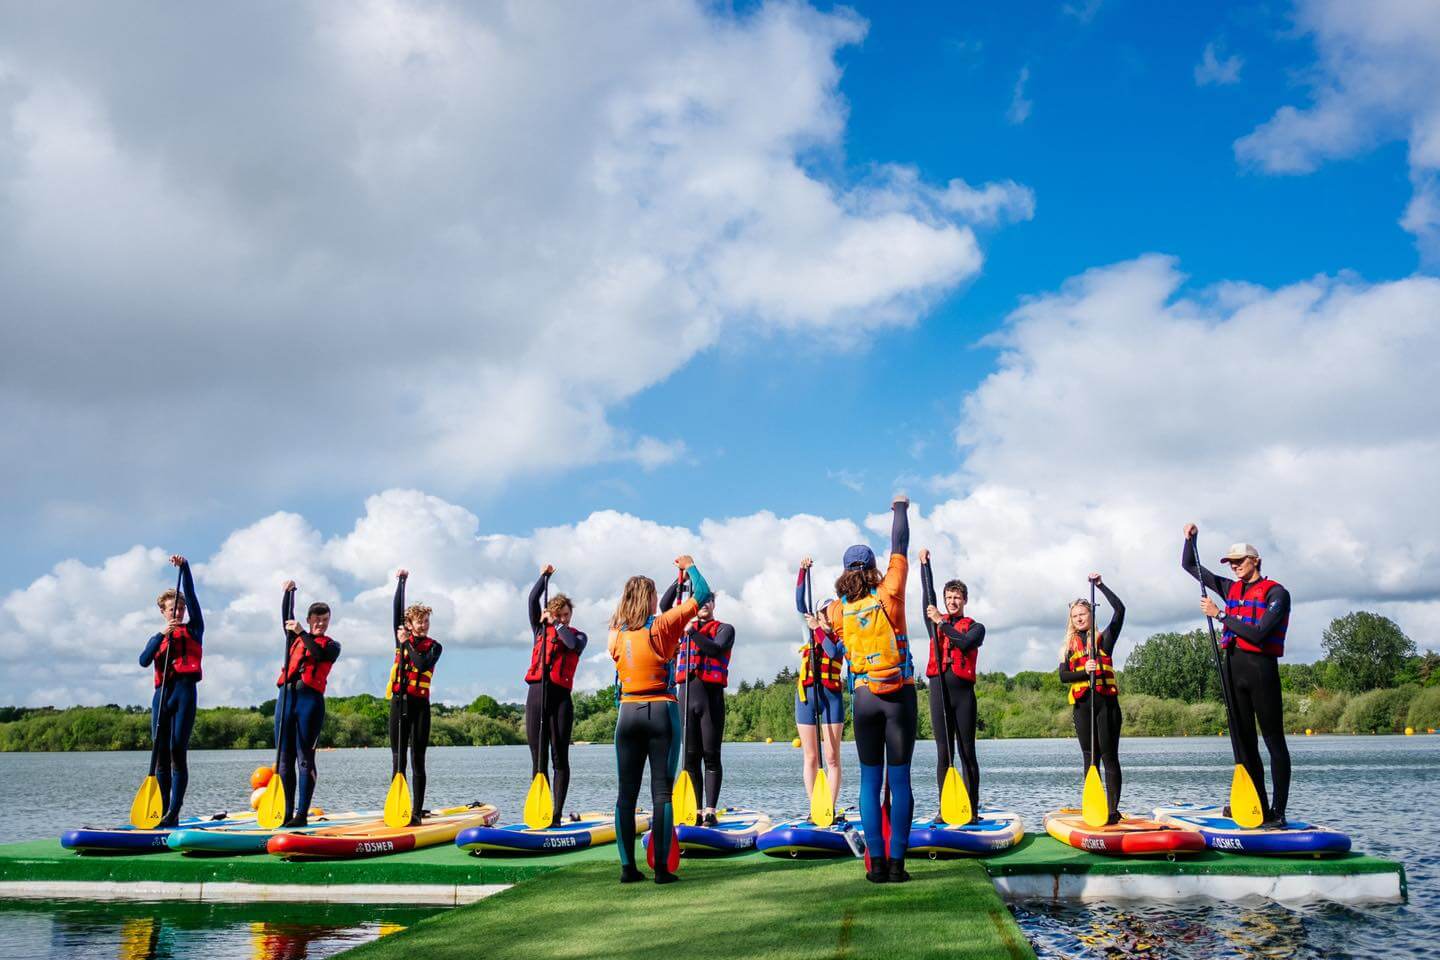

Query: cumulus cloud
left=1194, top=41, right=1243, bottom=87
left=0, top=1, right=1017, bottom=528
left=1234, top=0, right=1440, bottom=256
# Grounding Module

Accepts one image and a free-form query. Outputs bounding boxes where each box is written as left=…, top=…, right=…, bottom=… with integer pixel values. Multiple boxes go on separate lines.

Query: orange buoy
left=250, top=765, right=275, bottom=790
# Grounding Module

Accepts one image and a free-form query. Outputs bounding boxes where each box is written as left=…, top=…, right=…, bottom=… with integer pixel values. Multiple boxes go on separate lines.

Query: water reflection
left=0, top=899, right=437, bottom=960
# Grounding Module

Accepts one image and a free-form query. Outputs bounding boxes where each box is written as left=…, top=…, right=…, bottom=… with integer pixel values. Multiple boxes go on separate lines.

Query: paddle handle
left=1194, top=536, right=1244, bottom=764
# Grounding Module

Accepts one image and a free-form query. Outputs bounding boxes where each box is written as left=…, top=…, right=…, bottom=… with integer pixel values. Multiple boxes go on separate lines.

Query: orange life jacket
left=277, top=634, right=335, bottom=694
left=1066, top=641, right=1117, bottom=705
left=153, top=625, right=203, bottom=688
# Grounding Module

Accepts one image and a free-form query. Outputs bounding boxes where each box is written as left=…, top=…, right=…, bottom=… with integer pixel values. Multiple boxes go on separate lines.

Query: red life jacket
left=276, top=634, right=335, bottom=694
left=927, top=615, right=979, bottom=681
left=525, top=624, right=581, bottom=690
left=677, top=619, right=731, bottom=687
left=153, top=625, right=203, bottom=688
left=391, top=636, right=437, bottom=699
left=798, top=629, right=843, bottom=693
left=1066, top=642, right=1117, bottom=704
left=1223, top=578, right=1287, bottom=657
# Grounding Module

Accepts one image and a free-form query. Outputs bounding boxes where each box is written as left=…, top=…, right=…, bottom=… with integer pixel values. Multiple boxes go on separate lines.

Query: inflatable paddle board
left=756, top=816, right=861, bottom=859
left=907, top=809, right=1024, bottom=857
left=61, top=811, right=258, bottom=853
left=456, top=812, right=647, bottom=855
left=642, top=809, right=773, bottom=855
left=1045, top=809, right=1206, bottom=857
left=166, top=810, right=379, bottom=855
left=1154, top=804, right=1351, bottom=857
left=266, top=803, right=498, bottom=860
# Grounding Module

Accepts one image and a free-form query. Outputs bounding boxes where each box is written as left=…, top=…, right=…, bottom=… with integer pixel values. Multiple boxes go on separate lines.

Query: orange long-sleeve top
left=608, top=597, right=700, bottom=703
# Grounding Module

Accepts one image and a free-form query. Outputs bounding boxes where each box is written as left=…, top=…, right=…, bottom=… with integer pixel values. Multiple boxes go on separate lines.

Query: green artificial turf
left=338, top=857, right=1035, bottom=960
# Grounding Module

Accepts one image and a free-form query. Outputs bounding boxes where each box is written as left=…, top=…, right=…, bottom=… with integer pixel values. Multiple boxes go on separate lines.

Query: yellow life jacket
left=841, top=590, right=907, bottom=694
left=1066, top=641, right=1117, bottom=705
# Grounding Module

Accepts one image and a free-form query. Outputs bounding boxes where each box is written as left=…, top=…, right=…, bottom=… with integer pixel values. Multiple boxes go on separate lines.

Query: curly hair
left=545, top=593, right=573, bottom=618
left=404, top=602, right=432, bottom=626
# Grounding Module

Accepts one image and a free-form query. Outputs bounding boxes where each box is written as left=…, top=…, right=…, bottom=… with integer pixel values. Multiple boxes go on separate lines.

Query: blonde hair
left=1062, top=600, right=1095, bottom=659
left=404, top=602, right=432, bottom=627
left=156, top=589, right=184, bottom=613
left=610, top=576, right=656, bottom=632
left=546, top=593, right=573, bottom=619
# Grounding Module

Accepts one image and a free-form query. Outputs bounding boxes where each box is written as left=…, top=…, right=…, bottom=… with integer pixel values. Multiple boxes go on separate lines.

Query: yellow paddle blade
left=940, top=767, right=972, bottom=826
left=523, top=772, right=554, bottom=829
left=1081, top=764, right=1108, bottom=827
left=673, top=770, right=699, bottom=826
left=129, top=775, right=164, bottom=829
left=256, top=777, right=287, bottom=829
left=1229, top=763, right=1265, bottom=828
left=809, top=768, right=835, bottom=828
left=383, top=772, right=412, bottom=828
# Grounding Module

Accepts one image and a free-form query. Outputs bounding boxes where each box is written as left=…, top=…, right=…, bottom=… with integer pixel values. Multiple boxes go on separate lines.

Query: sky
left=2, top=0, right=1439, bottom=708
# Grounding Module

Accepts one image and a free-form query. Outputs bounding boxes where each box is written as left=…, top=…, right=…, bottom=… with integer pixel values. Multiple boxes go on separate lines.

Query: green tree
left=1121, top=630, right=1220, bottom=703
left=1321, top=612, right=1416, bottom=693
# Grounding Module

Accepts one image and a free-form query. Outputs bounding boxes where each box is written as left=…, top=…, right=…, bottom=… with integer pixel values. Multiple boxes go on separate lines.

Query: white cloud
left=1007, top=66, right=1033, bottom=126
left=1195, top=41, right=1243, bottom=87
left=1234, top=0, right=1440, bottom=256
left=0, top=1, right=1022, bottom=525
left=1063, top=0, right=1104, bottom=24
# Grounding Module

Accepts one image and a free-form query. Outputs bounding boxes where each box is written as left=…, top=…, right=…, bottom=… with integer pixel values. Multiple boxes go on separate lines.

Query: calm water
left=0, top=735, right=1435, bottom=958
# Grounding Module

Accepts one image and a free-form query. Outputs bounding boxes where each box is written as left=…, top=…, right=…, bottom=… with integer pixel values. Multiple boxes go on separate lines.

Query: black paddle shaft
left=1193, top=536, right=1245, bottom=764
left=274, top=587, right=299, bottom=779
left=537, top=578, right=549, bottom=779
left=146, top=564, right=185, bottom=778
left=1089, top=581, right=1098, bottom=770
left=922, top=560, right=957, bottom=768
left=677, top=573, right=689, bottom=774
left=396, top=574, right=409, bottom=778
left=805, top=568, right=822, bottom=734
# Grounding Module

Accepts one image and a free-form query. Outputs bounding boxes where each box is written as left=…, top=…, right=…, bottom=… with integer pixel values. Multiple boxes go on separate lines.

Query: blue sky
left=3, top=0, right=1438, bottom=706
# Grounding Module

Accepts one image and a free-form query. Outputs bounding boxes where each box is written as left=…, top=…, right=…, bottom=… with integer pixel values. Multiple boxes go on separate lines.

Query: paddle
left=130, top=564, right=183, bottom=829
left=649, top=573, right=686, bottom=872
left=1193, top=535, right=1265, bottom=828
left=384, top=574, right=414, bottom=828
left=672, top=575, right=700, bottom=828
left=523, top=577, right=555, bottom=829
left=925, top=557, right=972, bottom=826
left=257, top=586, right=297, bottom=829
left=805, top=566, right=835, bottom=828
left=1081, top=580, right=1108, bottom=827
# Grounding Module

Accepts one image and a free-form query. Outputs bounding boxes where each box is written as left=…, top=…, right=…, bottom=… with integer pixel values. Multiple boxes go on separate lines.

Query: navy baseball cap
left=843, top=544, right=876, bottom=570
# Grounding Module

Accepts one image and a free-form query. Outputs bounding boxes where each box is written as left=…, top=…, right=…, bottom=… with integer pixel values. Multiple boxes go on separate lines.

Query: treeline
left=3, top=611, right=1436, bottom=751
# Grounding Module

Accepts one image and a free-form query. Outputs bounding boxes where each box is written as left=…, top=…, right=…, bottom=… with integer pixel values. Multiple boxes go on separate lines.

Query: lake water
left=0, top=735, right=1434, bottom=958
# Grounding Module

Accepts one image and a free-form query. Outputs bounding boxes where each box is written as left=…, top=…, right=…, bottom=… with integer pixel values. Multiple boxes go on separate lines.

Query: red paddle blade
left=645, top=830, right=657, bottom=869
left=666, top=827, right=681, bottom=872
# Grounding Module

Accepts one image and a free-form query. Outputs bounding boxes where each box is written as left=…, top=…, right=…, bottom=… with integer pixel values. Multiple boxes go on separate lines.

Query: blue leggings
left=275, top=684, right=326, bottom=821
left=151, top=678, right=197, bottom=821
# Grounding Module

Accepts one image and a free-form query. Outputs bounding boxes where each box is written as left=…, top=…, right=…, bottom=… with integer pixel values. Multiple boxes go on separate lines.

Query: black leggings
left=525, top=680, right=575, bottom=822
left=928, top=674, right=979, bottom=812
left=1073, top=694, right=1123, bottom=818
left=1226, top=649, right=1291, bottom=817
left=682, top=678, right=726, bottom=810
left=388, top=694, right=431, bottom=814
left=614, top=700, right=680, bottom=871
left=854, top=684, right=918, bottom=766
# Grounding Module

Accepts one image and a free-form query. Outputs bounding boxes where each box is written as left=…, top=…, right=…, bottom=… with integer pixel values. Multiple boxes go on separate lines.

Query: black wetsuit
left=1182, top=545, right=1292, bottom=819
left=390, top=576, right=441, bottom=819
left=137, top=561, right=203, bottom=826
left=1058, top=583, right=1125, bottom=820
left=276, top=588, right=340, bottom=825
left=526, top=572, right=587, bottom=823
left=682, top=623, right=733, bottom=812
left=921, top=564, right=983, bottom=815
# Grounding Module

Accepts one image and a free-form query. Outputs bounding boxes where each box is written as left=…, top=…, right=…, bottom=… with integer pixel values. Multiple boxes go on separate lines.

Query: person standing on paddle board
left=920, top=549, right=984, bottom=822
left=526, top=564, right=588, bottom=825
left=821, top=496, right=915, bottom=883
left=797, top=557, right=844, bottom=810
left=608, top=555, right=713, bottom=884
left=1181, top=525, right=1292, bottom=828
left=276, top=582, right=341, bottom=828
left=676, top=593, right=734, bottom=827
left=1057, top=576, right=1125, bottom=824
left=391, top=570, right=443, bottom=825
left=137, top=555, right=204, bottom=827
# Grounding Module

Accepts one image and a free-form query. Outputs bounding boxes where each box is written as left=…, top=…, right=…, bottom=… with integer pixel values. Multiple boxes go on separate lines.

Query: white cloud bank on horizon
left=0, top=0, right=1031, bottom=528
left=1235, top=0, right=1440, bottom=258
left=7, top=256, right=1440, bottom=708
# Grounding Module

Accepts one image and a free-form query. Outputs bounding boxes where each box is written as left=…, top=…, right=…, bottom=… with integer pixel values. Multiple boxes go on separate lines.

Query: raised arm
left=1096, top=580, right=1124, bottom=655
left=1181, top=531, right=1232, bottom=597
left=393, top=571, right=407, bottom=638
left=281, top=585, right=296, bottom=639
left=794, top=564, right=809, bottom=615
left=528, top=568, right=550, bottom=635
left=890, top=499, right=909, bottom=557
left=920, top=556, right=937, bottom=611
left=660, top=579, right=681, bottom=611
left=175, top=558, right=203, bottom=638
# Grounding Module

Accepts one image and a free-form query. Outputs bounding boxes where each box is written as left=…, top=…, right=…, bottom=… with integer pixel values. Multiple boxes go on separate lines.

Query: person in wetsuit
left=821, top=496, right=915, bottom=883
left=608, top=555, right=713, bottom=884
left=391, top=569, right=442, bottom=824
left=526, top=564, right=588, bottom=824
left=920, top=549, right=984, bottom=821
left=1182, top=525, right=1291, bottom=828
left=796, top=557, right=844, bottom=810
left=276, top=582, right=341, bottom=828
left=1057, top=575, right=1126, bottom=823
left=138, top=554, right=204, bottom=827
left=672, top=587, right=734, bottom=827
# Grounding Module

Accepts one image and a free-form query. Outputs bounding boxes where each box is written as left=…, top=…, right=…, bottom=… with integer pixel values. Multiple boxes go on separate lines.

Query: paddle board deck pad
left=1154, top=804, right=1352, bottom=857
left=60, top=812, right=258, bottom=853
left=165, top=810, right=379, bottom=855
left=642, top=809, right=773, bottom=855
left=455, top=812, right=647, bottom=855
left=756, top=817, right=861, bottom=859
left=266, top=804, right=499, bottom=860
left=1045, top=809, right=1206, bottom=857
left=907, top=810, right=1024, bottom=857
